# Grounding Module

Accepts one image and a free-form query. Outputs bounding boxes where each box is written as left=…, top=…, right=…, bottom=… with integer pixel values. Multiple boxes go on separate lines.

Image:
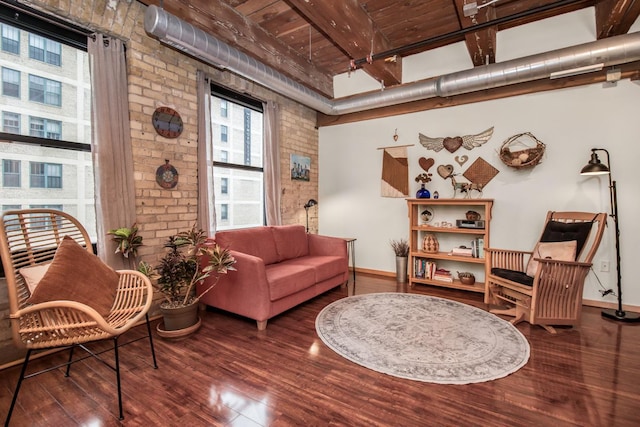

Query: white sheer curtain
left=197, top=70, right=215, bottom=234
left=88, top=34, right=136, bottom=269
left=264, top=100, right=282, bottom=225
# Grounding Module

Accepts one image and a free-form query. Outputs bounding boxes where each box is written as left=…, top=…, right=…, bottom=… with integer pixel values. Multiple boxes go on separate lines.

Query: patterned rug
left=315, top=293, right=530, bottom=384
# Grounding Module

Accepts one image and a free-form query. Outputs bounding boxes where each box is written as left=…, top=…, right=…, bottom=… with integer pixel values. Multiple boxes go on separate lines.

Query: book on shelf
left=433, top=268, right=453, bottom=282
left=449, top=246, right=473, bottom=257
left=414, top=258, right=436, bottom=279
left=471, top=237, right=485, bottom=258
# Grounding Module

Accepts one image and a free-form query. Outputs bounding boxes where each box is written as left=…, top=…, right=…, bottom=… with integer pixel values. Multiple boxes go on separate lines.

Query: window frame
left=1, top=22, right=19, bottom=54
left=29, top=161, right=62, bottom=189
left=209, top=82, right=265, bottom=230
left=2, top=66, right=20, bottom=98
left=28, top=74, right=62, bottom=106
left=3, top=159, right=21, bottom=187
left=0, top=2, right=89, bottom=151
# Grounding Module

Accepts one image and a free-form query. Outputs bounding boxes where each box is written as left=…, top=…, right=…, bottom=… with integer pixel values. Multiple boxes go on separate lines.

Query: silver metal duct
left=145, top=5, right=640, bottom=116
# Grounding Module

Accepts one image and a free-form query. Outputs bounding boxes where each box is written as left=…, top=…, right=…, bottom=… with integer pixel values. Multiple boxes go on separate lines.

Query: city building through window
left=0, top=3, right=96, bottom=238
left=209, top=83, right=264, bottom=230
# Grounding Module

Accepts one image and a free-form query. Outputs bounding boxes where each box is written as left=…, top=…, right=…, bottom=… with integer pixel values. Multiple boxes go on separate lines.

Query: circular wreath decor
left=499, top=132, right=546, bottom=169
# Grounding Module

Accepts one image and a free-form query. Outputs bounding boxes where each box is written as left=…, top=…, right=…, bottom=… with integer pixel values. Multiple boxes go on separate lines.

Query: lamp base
left=601, top=308, right=640, bottom=323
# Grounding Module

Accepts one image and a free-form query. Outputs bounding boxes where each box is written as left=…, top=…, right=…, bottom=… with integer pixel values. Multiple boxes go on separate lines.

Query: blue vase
left=416, top=184, right=430, bottom=198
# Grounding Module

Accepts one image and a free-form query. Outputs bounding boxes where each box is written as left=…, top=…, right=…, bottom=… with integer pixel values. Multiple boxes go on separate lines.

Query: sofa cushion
left=214, top=227, right=279, bottom=265
left=540, top=220, right=592, bottom=258
left=285, top=255, right=346, bottom=283
left=266, top=262, right=316, bottom=301
left=271, top=225, right=309, bottom=262
left=491, top=268, right=534, bottom=286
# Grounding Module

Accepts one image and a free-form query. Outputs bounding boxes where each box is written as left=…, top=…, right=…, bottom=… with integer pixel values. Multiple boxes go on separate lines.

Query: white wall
left=319, top=11, right=640, bottom=307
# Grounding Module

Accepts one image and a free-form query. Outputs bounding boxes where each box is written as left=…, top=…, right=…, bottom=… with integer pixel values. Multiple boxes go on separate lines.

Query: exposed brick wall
left=0, top=0, right=319, bottom=366
left=22, top=0, right=319, bottom=251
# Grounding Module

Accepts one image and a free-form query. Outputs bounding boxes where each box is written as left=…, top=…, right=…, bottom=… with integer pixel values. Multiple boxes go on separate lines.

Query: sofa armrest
left=308, top=234, right=347, bottom=258
left=197, top=250, right=272, bottom=321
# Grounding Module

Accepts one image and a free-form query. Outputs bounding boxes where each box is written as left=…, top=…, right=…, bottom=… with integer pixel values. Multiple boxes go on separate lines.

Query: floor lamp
left=304, top=199, right=317, bottom=233
left=580, top=148, right=640, bottom=322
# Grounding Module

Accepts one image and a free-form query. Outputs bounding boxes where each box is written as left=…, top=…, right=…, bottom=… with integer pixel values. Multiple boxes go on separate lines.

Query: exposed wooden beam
left=141, top=0, right=334, bottom=97
left=453, top=0, right=497, bottom=66
left=595, top=0, right=640, bottom=39
left=317, top=61, right=640, bottom=127
left=286, top=0, right=402, bottom=87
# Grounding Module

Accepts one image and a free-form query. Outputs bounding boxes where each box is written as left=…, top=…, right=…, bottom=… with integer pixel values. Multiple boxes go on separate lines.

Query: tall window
left=220, top=100, right=228, bottom=117
left=221, top=124, right=228, bottom=143
left=29, top=33, right=61, bottom=65
left=29, top=75, right=62, bottom=106
left=3, top=112, right=20, bottom=134
left=209, top=83, right=264, bottom=230
left=3, top=159, right=21, bottom=187
left=30, top=161, right=62, bottom=188
left=0, top=2, right=95, bottom=239
left=1, top=24, right=19, bottom=54
left=2, top=67, right=20, bottom=97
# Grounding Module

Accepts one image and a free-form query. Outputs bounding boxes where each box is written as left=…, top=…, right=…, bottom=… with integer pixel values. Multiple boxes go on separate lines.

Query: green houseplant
left=107, top=223, right=143, bottom=268
left=155, top=224, right=236, bottom=335
left=390, top=238, right=410, bottom=283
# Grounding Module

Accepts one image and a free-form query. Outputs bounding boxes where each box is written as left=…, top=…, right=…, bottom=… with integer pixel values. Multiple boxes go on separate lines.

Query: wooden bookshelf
left=407, top=198, right=493, bottom=302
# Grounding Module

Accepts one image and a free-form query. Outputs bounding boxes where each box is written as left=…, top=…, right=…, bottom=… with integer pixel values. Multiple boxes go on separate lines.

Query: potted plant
left=107, top=223, right=143, bottom=268
left=154, top=224, right=236, bottom=336
left=390, top=238, right=410, bottom=283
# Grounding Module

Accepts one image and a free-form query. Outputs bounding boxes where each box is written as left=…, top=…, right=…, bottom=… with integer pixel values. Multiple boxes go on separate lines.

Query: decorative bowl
left=457, top=272, right=475, bottom=285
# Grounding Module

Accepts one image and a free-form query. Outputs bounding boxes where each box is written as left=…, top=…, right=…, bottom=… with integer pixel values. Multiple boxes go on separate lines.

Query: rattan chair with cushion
left=0, top=209, right=157, bottom=424
left=486, top=211, right=607, bottom=334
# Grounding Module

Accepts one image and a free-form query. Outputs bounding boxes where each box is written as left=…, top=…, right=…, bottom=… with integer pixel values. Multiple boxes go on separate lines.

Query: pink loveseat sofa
left=198, top=225, right=348, bottom=330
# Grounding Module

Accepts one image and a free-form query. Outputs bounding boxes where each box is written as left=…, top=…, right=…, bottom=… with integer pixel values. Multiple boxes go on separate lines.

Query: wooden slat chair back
left=486, top=211, right=607, bottom=334
left=0, top=209, right=157, bottom=423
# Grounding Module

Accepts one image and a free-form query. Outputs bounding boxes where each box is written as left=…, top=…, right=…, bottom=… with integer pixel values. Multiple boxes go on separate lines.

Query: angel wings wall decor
left=418, top=127, right=494, bottom=153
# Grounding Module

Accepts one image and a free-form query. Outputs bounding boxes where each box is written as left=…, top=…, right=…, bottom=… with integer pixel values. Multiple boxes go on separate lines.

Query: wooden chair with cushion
left=486, top=211, right=607, bottom=334
left=0, top=209, right=158, bottom=424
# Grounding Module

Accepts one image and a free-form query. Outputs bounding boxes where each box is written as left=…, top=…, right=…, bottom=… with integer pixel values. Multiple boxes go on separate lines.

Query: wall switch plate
left=600, top=260, right=610, bottom=272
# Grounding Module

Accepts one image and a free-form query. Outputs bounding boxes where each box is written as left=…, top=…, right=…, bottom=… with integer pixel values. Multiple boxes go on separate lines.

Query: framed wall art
left=291, top=154, right=311, bottom=181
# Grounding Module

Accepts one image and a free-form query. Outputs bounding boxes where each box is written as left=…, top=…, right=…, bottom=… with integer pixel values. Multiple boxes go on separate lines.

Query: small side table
left=343, top=238, right=356, bottom=284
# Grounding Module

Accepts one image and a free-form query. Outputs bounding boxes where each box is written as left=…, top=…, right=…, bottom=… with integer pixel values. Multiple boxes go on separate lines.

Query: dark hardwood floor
left=2, top=273, right=640, bottom=426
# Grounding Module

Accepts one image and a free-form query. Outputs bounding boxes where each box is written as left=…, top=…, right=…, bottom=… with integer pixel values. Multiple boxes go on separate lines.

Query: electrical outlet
left=600, top=261, right=610, bottom=272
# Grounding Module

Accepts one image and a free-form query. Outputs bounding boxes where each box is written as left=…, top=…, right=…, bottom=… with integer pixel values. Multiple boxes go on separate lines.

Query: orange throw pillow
left=27, top=236, right=120, bottom=317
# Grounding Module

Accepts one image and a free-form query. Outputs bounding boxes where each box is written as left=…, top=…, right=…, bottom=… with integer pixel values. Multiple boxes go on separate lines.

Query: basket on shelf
left=499, top=132, right=546, bottom=169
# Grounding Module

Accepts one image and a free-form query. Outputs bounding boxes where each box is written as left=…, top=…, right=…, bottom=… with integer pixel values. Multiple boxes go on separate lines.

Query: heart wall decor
left=437, top=164, right=454, bottom=179
left=443, top=137, right=463, bottom=153
left=418, top=127, right=495, bottom=152
left=419, top=157, right=435, bottom=172
left=455, top=155, right=468, bottom=166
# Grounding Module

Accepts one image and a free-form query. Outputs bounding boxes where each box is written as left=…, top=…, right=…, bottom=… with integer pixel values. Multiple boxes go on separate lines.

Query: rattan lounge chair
left=0, top=209, right=157, bottom=424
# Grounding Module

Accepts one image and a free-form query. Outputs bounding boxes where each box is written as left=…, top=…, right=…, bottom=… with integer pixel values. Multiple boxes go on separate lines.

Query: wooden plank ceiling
left=142, top=0, right=640, bottom=99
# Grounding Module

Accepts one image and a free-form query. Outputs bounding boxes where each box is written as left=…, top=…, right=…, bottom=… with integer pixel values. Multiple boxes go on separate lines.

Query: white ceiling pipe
left=145, top=5, right=640, bottom=116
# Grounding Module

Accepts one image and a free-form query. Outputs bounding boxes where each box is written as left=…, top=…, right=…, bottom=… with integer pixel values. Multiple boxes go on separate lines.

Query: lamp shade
left=580, top=152, right=610, bottom=175
left=304, top=199, right=318, bottom=209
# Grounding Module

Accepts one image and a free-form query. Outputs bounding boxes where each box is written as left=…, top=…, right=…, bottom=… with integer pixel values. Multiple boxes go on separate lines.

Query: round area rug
left=315, top=293, right=530, bottom=384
